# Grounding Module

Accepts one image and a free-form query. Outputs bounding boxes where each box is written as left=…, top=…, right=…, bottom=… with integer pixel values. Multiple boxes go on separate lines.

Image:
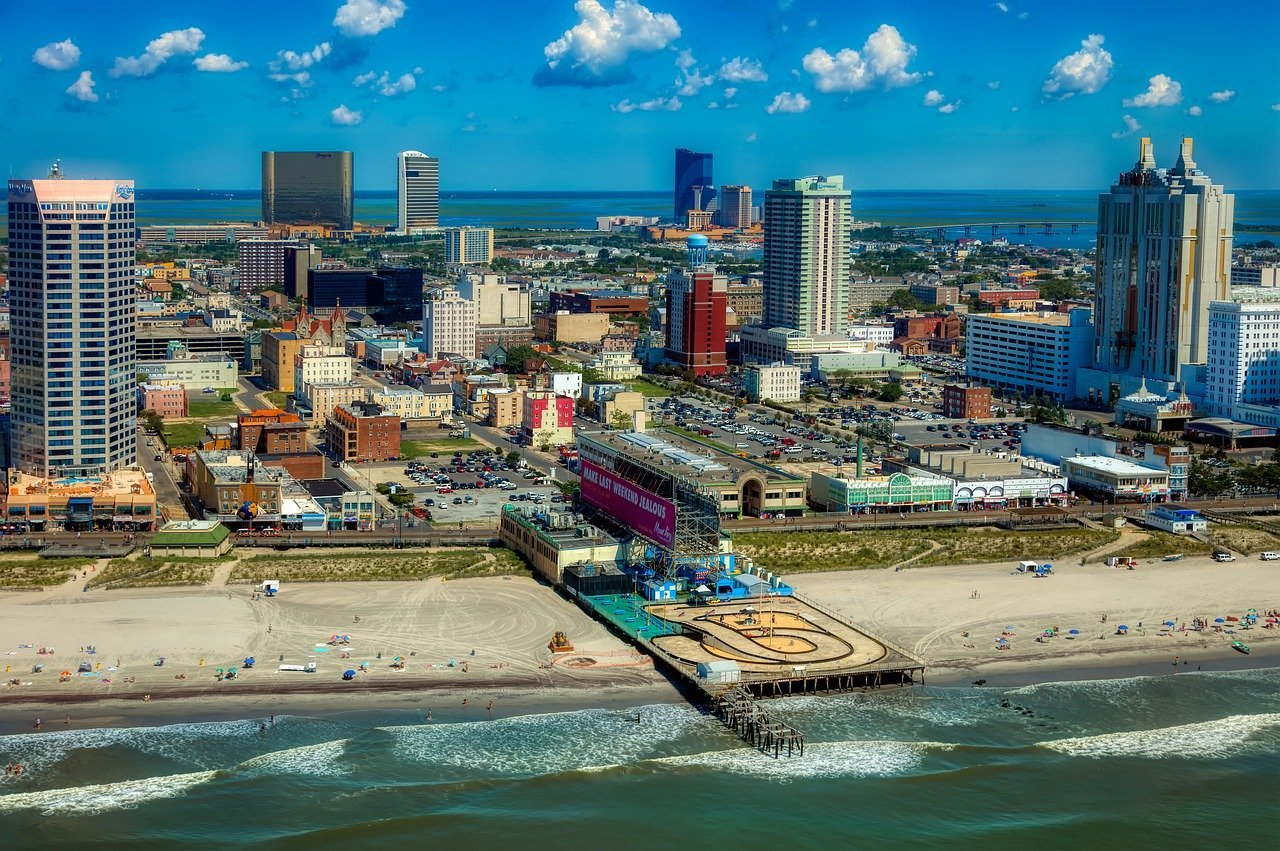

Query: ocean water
left=127, top=189, right=1280, bottom=248
left=1, top=668, right=1277, bottom=847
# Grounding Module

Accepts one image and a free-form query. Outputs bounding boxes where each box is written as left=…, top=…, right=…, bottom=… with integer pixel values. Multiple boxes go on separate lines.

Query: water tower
left=686, top=233, right=709, bottom=269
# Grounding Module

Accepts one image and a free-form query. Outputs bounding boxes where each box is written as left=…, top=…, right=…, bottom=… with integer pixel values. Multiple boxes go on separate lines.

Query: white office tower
left=7, top=168, right=138, bottom=476
left=1081, top=137, right=1234, bottom=403
left=1205, top=290, right=1280, bottom=428
left=397, top=150, right=440, bottom=234
left=762, top=175, right=851, bottom=336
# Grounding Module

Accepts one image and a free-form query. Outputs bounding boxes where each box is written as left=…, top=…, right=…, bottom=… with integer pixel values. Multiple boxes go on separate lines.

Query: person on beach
left=462, top=698, right=469, bottom=707
left=33, top=718, right=41, bottom=731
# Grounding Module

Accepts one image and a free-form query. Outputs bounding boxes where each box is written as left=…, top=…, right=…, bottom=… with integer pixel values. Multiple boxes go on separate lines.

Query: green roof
left=151, top=523, right=231, bottom=546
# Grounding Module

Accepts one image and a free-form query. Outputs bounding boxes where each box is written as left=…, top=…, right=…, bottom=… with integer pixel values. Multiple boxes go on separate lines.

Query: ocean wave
left=377, top=703, right=713, bottom=777
left=656, top=740, right=954, bottom=781
left=776, top=691, right=992, bottom=729
left=1040, top=713, right=1280, bottom=759
left=238, top=739, right=351, bottom=777
left=0, top=770, right=219, bottom=816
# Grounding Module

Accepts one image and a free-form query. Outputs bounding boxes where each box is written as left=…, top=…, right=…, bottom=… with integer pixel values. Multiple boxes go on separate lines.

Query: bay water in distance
left=132, top=189, right=1280, bottom=249
left=0, top=668, right=1277, bottom=846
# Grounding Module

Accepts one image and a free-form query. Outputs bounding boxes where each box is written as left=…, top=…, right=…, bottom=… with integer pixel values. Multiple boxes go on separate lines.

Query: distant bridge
left=891, top=221, right=1093, bottom=239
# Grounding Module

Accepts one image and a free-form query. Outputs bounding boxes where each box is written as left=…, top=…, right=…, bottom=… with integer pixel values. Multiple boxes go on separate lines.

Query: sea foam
left=238, top=739, right=352, bottom=777
left=657, top=739, right=953, bottom=781
left=1040, top=713, right=1280, bottom=759
left=0, top=770, right=219, bottom=816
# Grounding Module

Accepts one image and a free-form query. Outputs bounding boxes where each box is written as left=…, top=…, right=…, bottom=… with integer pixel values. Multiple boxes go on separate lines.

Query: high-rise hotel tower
left=762, top=175, right=851, bottom=336
left=7, top=165, right=137, bottom=476
left=397, top=150, right=440, bottom=234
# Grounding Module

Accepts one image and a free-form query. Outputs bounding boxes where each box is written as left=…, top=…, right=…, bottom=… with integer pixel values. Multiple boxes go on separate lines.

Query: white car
left=1259, top=552, right=1279, bottom=561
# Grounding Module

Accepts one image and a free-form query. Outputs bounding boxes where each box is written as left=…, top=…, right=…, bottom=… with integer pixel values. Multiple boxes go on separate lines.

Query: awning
left=112, top=515, right=137, bottom=522
left=68, top=497, right=93, bottom=507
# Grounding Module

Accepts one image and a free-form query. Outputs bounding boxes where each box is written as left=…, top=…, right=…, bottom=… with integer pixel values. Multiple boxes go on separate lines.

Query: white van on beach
left=1259, top=552, right=1280, bottom=561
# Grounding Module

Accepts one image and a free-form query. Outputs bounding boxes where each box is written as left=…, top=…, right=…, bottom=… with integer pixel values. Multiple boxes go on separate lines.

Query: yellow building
left=261, top=330, right=306, bottom=392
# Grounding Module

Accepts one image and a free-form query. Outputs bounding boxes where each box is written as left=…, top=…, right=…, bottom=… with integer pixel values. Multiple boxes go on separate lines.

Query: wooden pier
left=715, top=687, right=805, bottom=757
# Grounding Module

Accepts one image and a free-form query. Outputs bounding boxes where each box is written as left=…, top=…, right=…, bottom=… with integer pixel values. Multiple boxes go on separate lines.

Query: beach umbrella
left=1163, top=621, right=1175, bottom=627
left=1117, top=625, right=1129, bottom=630
left=996, top=638, right=1008, bottom=644
left=343, top=669, right=356, bottom=680
left=1005, top=625, right=1015, bottom=631
left=1068, top=629, right=1080, bottom=635
left=1214, top=618, right=1226, bottom=624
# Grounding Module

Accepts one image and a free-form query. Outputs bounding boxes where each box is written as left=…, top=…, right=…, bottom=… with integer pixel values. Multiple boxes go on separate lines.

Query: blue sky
left=3, top=0, right=1278, bottom=190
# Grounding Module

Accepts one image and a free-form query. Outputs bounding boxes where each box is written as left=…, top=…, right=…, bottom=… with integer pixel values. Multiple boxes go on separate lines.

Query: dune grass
left=87, top=557, right=221, bottom=589
left=1112, top=531, right=1213, bottom=560
left=0, top=554, right=97, bottom=590
left=229, top=547, right=527, bottom=583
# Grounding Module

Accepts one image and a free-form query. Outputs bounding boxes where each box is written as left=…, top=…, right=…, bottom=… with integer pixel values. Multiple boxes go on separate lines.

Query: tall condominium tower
left=717, top=185, right=753, bottom=228
left=673, top=148, right=714, bottom=222
left=762, top=175, right=851, bottom=336
left=1082, top=137, right=1234, bottom=402
left=7, top=169, right=137, bottom=477
left=397, top=150, right=439, bottom=233
left=261, top=151, right=354, bottom=229
left=443, top=227, right=494, bottom=264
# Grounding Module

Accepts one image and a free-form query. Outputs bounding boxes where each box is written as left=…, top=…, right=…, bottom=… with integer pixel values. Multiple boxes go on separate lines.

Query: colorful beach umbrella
left=1068, top=629, right=1080, bottom=635
left=1117, top=625, right=1129, bottom=630
left=1163, top=621, right=1175, bottom=627
left=1214, top=618, right=1226, bottom=623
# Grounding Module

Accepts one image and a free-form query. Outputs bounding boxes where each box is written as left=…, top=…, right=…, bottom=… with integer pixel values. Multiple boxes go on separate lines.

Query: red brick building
left=548, top=290, right=649, bottom=315
left=976, top=288, right=1039, bottom=309
left=664, top=268, right=727, bottom=376
left=324, top=402, right=402, bottom=462
left=237, top=409, right=309, bottom=455
left=942, top=384, right=993, bottom=419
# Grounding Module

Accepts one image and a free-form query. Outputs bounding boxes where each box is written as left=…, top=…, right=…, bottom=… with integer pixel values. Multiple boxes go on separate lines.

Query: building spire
left=1136, top=137, right=1156, bottom=170
left=1173, top=137, right=1197, bottom=174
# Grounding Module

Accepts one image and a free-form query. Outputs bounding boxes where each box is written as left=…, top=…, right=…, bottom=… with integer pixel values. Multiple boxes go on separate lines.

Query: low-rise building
left=551, top=372, right=583, bottom=399
left=808, top=471, right=954, bottom=513
left=966, top=308, right=1092, bottom=402
left=138, top=384, right=188, bottom=418
left=369, top=386, right=452, bottom=421
left=148, top=520, right=234, bottom=557
left=297, top=382, right=366, bottom=428
left=1144, top=506, right=1208, bottom=534
left=325, top=401, right=402, bottom=462
left=941, top=384, right=993, bottom=419
left=189, top=451, right=285, bottom=525
left=137, top=352, right=238, bottom=391
left=592, top=350, right=642, bottom=380
left=237, top=409, right=309, bottom=456
left=1059, top=456, right=1170, bottom=503
left=2, top=469, right=157, bottom=532
left=523, top=391, right=575, bottom=447
left=599, top=389, right=645, bottom=426
left=535, top=310, right=610, bottom=344
left=499, top=505, right=625, bottom=583
left=487, top=389, right=525, bottom=428
left=744, top=364, right=802, bottom=403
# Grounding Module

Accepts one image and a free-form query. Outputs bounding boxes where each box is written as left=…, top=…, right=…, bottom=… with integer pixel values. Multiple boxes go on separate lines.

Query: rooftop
left=581, top=428, right=805, bottom=487
left=1063, top=455, right=1166, bottom=477
left=195, top=451, right=287, bottom=485
left=503, top=505, right=619, bottom=547
left=151, top=520, right=230, bottom=546
left=972, top=311, right=1072, bottom=326
left=6, top=469, right=155, bottom=498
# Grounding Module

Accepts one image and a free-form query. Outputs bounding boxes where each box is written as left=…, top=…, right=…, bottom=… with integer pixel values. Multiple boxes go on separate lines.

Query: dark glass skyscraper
left=261, top=151, right=354, bottom=229
left=673, top=148, right=714, bottom=222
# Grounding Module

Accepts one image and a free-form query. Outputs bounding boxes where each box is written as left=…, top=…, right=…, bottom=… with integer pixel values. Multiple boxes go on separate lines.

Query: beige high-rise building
left=421, top=288, right=477, bottom=359
left=718, top=185, right=753, bottom=228
left=763, top=175, right=851, bottom=336
left=457, top=271, right=530, bottom=326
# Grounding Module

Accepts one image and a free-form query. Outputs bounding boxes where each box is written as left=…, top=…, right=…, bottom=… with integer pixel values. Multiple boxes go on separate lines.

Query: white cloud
left=432, top=84, right=449, bottom=92
left=765, top=91, right=810, bottom=113
left=1123, top=73, right=1182, bottom=107
left=272, top=43, right=332, bottom=73
left=994, top=1, right=1009, bottom=11
left=987, top=80, right=1000, bottom=90
left=801, top=24, right=921, bottom=93
left=1209, top=89, right=1235, bottom=103
left=194, top=54, right=248, bottom=73
left=922, top=89, right=943, bottom=106
left=65, top=70, right=98, bottom=102
left=717, top=56, right=767, bottom=83
left=1042, top=33, right=1112, bottom=99
left=746, top=131, right=757, bottom=142
left=538, top=0, right=680, bottom=86
left=330, top=104, right=364, bottom=125
left=33, top=39, right=81, bottom=71
left=674, top=51, right=714, bottom=96
left=333, top=0, right=407, bottom=37
left=1186, top=105, right=1203, bottom=116
left=1111, top=114, right=1141, bottom=139
left=938, top=101, right=960, bottom=113
left=353, top=71, right=378, bottom=86
left=378, top=72, right=416, bottom=95
left=111, top=27, right=205, bottom=77
left=706, top=101, right=718, bottom=109
left=1272, top=103, right=1280, bottom=112
left=612, top=95, right=681, bottom=112
left=270, top=71, right=313, bottom=87
left=723, top=87, right=738, bottom=100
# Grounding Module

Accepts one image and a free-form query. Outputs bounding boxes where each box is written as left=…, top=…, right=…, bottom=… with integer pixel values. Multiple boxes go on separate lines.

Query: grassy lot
left=401, top=438, right=488, bottom=458
left=0, top=554, right=97, bottom=590
left=162, top=420, right=219, bottom=449
left=737, top=527, right=1122, bottom=574
left=229, top=547, right=527, bottom=583
left=1210, top=524, right=1280, bottom=556
left=86, top=557, right=220, bottom=589
left=263, top=391, right=290, bottom=409
left=666, top=425, right=742, bottom=457
left=915, top=526, right=1118, bottom=567
left=734, top=531, right=934, bottom=573
left=625, top=378, right=672, bottom=398
left=187, top=397, right=239, bottom=418
left=1113, top=530, right=1213, bottom=560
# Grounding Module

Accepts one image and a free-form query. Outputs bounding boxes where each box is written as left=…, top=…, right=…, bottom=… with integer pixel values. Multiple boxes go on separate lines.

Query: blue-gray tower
left=686, top=233, right=709, bottom=268
left=673, top=148, right=713, bottom=222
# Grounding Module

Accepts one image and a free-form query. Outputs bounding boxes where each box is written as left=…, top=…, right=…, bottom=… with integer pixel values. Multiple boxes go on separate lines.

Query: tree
left=878, top=383, right=904, bottom=403
left=888, top=289, right=924, bottom=311
left=139, top=410, right=164, bottom=435
left=1036, top=278, right=1082, bottom=301
left=610, top=410, right=632, bottom=430
left=505, top=451, right=521, bottom=467
left=389, top=491, right=415, bottom=508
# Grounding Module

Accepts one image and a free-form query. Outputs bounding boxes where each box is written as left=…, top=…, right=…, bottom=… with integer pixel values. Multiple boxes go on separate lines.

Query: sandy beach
left=2, top=552, right=1277, bottom=732
left=789, top=552, right=1280, bottom=681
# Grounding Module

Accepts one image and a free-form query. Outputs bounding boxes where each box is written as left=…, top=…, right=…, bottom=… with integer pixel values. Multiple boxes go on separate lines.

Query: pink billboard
left=579, top=459, right=676, bottom=550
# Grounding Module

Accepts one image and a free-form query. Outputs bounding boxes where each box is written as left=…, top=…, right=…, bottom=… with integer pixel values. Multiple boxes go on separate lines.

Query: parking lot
left=354, top=451, right=566, bottom=525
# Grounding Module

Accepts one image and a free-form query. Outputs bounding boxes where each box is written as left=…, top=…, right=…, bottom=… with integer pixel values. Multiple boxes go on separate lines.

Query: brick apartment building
left=325, top=401, right=401, bottom=462
left=942, top=384, right=994, bottom=419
